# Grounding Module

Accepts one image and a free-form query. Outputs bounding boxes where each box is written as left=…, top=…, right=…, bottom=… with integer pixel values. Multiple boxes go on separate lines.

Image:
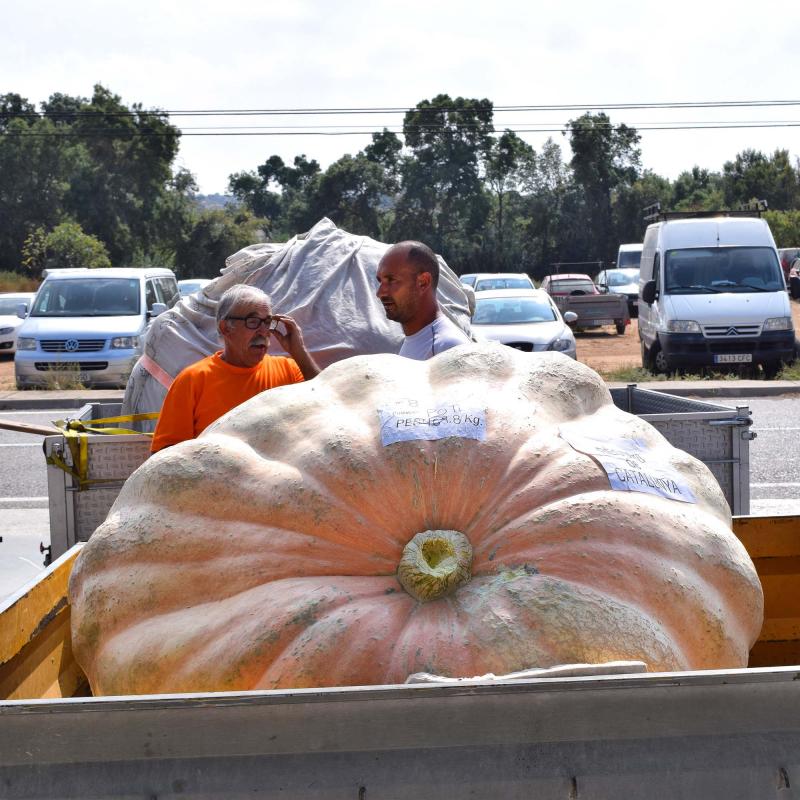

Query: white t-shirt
left=398, top=314, right=471, bottom=361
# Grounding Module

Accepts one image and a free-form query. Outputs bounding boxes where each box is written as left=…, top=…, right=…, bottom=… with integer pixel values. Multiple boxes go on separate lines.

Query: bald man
left=375, top=240, right=470, bottom=360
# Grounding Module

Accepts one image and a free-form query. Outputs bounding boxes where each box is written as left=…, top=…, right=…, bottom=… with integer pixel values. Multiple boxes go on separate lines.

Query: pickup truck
left=542, top=273, right=630, bottom=335
left=2, top=514, right=798, bottom=799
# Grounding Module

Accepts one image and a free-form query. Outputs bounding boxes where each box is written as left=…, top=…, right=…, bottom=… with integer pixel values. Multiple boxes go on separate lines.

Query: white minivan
left=638, top=213, right=795, bottom=376
left=15, top=267, right=179, bottom=388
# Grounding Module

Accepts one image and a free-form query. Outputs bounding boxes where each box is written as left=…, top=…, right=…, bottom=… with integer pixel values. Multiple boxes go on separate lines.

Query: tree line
left=2, top=87, right=800, bottom=280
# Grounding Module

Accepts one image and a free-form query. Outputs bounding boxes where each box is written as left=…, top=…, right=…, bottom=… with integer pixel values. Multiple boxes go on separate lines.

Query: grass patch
left=601, top=363, right=800, bottom=382
left=38, top=364, right=87, bottom=391
left=600, top=365, right=668, bottom=382
left=0, top=271, right=40, bottom=293
left=777, top=362, right=800, bottom=380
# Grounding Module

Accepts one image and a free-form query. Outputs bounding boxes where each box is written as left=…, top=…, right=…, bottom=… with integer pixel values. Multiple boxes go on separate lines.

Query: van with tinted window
left=15, top=267, right=179, bottom=388
left=638, top=211, right=795, bottom=376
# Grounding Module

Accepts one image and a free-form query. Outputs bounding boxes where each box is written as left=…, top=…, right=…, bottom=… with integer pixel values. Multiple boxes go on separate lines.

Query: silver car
left=471, top=288, right=578, bottom=358
left=0, top=292, right=35, bottom=355
left=595, top=267, right=640, bottom=317
left=15, top=267, right=178, bottom=388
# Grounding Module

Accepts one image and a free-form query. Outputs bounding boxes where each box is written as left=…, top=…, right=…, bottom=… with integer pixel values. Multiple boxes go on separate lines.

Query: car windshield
left=548, top=279, right=595, bottom=294
left=0, top=298, right=28, bottom=315
left=179, top=282, right=205, bottom=295
left=460, top=275, right=476, bottom=286
left=472, top=297, right=557, bottom=325
left=664, top=247, right=784, bottom=294
left=617, top=250, right=642, bottom=268
left=607, top=269, right=639, bottom=287
left=31, top=278, right=141, bottom=316
left=474, top=277, right=532, bottom=291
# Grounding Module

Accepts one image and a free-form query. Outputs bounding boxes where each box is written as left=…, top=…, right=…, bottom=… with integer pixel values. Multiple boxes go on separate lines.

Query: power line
left=3, top=121, right=800, bottom=138
left=3, top=99, right=800, bottom=120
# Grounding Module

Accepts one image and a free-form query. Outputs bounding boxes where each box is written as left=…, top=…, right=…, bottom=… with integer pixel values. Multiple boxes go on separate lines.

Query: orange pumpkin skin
left=68, top=345, right=763, bottom=695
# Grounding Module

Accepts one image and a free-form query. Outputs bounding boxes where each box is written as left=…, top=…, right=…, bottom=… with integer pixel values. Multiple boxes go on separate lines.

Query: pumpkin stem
left=397, top=530, right=473, bottom=602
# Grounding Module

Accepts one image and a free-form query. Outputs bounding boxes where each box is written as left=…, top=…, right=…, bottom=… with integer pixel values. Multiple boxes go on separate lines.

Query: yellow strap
left=48, top=412, right=159, bottom=489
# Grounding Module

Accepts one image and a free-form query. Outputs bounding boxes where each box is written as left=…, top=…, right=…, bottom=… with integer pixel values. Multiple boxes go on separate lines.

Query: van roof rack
left=643, top=200, right=767, bottom=223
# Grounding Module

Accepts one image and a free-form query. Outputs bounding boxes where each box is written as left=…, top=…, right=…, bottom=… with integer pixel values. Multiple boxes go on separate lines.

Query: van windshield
left=664, top=247, right=784, bottom=294
left=31, top=278, right=141, bottom=316
left=617, top=250, right=642, bottom=268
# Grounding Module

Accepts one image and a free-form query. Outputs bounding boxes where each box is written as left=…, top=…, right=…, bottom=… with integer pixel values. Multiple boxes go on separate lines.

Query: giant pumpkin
left=69, top=345, right=763, bottom=695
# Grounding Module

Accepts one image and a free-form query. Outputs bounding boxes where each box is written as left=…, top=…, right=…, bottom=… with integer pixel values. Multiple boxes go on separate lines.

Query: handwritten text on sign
left=378, top=399, right=487, bottom=446
left=560, top=430, right=697, bottom=504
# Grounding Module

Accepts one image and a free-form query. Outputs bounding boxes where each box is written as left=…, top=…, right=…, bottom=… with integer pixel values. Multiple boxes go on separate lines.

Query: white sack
left=122, top=218, right=473, bottom=429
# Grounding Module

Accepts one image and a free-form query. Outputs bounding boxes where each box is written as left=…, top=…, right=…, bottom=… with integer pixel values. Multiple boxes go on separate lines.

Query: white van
left=638, top=213, right=795, bottom=376
left=616, top=242, right=643, bottom=269
left=15, top=267, right=179, bottom=388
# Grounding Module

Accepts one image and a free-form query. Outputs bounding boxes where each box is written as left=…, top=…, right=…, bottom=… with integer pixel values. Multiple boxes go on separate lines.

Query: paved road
left=1, top=398, right=798, bottom=602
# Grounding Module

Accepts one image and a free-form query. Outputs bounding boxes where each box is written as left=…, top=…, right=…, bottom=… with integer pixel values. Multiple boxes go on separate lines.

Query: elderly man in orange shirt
left=151, top=284, right=319, bottom=453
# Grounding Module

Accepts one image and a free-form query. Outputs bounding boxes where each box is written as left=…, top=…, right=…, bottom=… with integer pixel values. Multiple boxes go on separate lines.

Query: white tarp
left=122, top=218, right=473, bottom=429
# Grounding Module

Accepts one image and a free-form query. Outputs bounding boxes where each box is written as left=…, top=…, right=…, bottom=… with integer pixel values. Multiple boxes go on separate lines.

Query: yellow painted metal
left=0, top=545, right=88, bottom=700
left=733, top=515, right=800, bottom=667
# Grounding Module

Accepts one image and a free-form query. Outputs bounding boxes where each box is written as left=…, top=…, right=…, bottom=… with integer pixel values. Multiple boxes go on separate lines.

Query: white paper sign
left=560, top=430, right=697, bottom=504
left=378, top=398, right=486, bottom=446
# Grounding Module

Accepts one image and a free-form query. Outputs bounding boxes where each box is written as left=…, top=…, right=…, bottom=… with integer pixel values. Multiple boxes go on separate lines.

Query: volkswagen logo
left=64, top=339, right=80, bottom=352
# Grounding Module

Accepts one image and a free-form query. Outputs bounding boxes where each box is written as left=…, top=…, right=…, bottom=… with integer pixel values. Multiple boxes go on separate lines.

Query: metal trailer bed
left=3, top=664, right=800, bottom=800
left=42, top=389, right=755, bottom=561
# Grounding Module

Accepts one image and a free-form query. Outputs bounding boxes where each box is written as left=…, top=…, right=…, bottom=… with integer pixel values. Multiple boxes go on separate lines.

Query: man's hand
left=270, top=315, right=320, bottom=379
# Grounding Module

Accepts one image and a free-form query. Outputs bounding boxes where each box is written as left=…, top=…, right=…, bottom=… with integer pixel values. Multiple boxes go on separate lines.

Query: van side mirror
left=641, top=280, right=657, bottom=305
left=149, top=302, right=168, bottom=318
left=16, top=303, right=28, bottom=319
left=597, top=283, right=608, bottom=293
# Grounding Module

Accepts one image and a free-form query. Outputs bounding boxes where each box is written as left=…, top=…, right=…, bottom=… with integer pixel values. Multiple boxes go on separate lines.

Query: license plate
left=713, top=354, right=752, bottom=364
left=77, top=372, right=91, bottom=382
left=594, top=318, right=614, bottom=326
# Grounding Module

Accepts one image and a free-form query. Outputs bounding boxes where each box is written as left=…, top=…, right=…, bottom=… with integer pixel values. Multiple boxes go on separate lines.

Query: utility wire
left=4, top=121, right=800, bottom=138
left=3, top=99, right=800, bottom=120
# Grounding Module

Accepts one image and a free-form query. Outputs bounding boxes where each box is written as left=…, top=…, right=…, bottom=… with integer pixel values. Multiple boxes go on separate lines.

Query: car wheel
left=615, top=322, right=626, bottom=335
left=762, top=361, right=782, bottom=380
left=653, top=346, right=669, bottom=375
left=640, top=339, right=651, bottom=370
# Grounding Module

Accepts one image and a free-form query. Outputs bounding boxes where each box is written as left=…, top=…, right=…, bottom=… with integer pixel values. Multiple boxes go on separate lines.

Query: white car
left=0, top=292, right=36, bottom=355
left=178, top=278, right=212, bottom=297
left=460, top=272, right=535, bottom=292
left=471, top=288, right=578, bottom=358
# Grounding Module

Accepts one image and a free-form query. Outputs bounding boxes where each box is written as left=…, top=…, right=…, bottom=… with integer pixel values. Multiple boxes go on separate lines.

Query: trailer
left=1, top=514, right=799, bottom=799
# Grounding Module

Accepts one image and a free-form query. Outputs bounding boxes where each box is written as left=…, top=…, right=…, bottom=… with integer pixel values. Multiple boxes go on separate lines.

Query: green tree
left=519, top=138, right=573, bottom=275
left=229, top=154, right=321, bottom=238
left=763, top=210, right=800, bottom=248
left=176, top=208, right=266, bottom=278
left=305, top=153, right=393, bottom=238
left=567, top=112, right=641, bottom=262
left=0, top=115, right=84, bottom=269
left=0, top=93, right=36, bottom=131
left=722, top=149, right=800, bottom=211
left=392, top=94, right=494, bottom=271
left=612, top=170, right=673, bottom=246
left=672, top=166, right=724, bottom=211
left=22, top=221, right=111, bottom=276
left=61, top=84, right=183, bottom=263
left=484, top=130, right=536, bottom=271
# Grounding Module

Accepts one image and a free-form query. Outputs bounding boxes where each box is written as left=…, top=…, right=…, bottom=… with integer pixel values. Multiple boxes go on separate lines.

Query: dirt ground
left=575, top=300, right=800, bottom=375
left=1, top=302, right=798, bottom=389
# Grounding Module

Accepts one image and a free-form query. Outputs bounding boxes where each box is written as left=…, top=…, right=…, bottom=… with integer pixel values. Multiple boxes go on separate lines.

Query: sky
left=3, top=0, right=800, bottom=195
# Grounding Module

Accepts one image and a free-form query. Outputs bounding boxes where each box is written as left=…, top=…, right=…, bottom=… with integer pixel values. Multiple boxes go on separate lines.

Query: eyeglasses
left=227, top=315, right=278, bottom=330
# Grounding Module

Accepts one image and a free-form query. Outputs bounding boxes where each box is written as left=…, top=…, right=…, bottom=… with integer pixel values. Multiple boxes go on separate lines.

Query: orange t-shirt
left=151, top=351, right=304, bottom=452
